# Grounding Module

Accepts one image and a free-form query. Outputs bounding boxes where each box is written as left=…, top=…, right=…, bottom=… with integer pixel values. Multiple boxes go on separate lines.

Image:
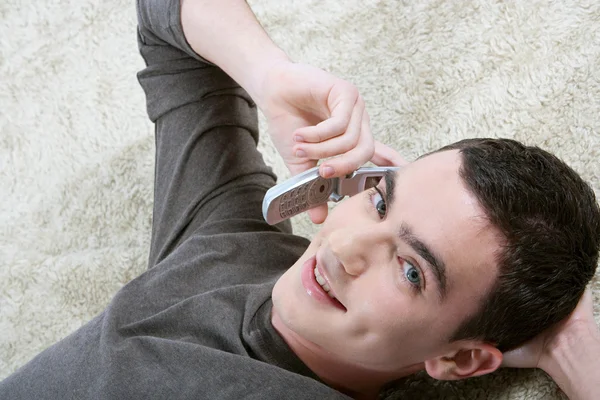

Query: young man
left=1, top=0, right=599, bottom=399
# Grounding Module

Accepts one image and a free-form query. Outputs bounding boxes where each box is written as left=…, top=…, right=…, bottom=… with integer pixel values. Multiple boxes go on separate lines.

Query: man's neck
left=270, top=310, right=424, bottom=399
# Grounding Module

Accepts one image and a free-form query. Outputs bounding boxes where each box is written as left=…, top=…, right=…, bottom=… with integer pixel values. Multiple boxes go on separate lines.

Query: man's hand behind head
left=502, top=287, right=598, bottom=370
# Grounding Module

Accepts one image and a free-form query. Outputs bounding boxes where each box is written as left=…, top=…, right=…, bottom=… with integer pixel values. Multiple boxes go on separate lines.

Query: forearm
left=541, top=324, right=600, bottom=400
left=180, top=0, right=290, bottom=107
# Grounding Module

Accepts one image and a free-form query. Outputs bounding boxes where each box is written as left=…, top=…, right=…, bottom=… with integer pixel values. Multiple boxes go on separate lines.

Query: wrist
left=180, top=0, right=291, bottom=107
left=540, top=322, right=600, bottom=399
left=239, top=50, right=291, bottom=109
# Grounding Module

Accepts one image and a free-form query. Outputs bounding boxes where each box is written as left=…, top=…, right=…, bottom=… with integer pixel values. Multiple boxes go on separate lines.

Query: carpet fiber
left=1, top=0, right=599, bottom=398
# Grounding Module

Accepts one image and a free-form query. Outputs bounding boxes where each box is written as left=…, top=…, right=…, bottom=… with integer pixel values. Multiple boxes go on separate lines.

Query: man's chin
left=271, top=247, right=314, bottom=336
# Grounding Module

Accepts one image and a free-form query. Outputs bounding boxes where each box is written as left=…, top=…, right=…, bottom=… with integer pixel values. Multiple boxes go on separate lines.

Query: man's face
left=272, top=150, right=502, bottom=373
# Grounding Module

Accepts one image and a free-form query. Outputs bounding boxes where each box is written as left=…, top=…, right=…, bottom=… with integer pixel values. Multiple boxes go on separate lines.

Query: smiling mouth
left=314, top=267, right=335, bottom=297
left=313, top=263, right=347, bottom=311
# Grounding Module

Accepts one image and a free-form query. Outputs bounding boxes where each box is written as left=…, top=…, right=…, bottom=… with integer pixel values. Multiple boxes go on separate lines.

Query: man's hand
left=502, top=288, right=597, bottom=370
left=503, top=288, right=600, bottom=400
left=259, top=61, right=407, bottom=223
left=180, top=0, right=407, bottom=224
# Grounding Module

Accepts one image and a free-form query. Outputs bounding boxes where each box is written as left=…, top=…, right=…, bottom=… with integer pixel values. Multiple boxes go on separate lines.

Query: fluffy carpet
left=1, top=0, right=599, bottom=398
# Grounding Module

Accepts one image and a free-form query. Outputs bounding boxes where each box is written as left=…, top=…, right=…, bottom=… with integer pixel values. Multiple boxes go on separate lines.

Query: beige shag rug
left=1, top=0, right=599, bottom=398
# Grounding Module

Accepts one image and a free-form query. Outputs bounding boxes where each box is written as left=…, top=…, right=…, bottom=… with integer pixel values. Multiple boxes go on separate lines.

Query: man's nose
left=327, top=226, right=389, bottom=276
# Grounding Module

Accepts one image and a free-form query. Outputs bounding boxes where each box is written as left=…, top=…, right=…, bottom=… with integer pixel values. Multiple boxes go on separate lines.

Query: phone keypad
left=278, top=177, right=333, bottom=219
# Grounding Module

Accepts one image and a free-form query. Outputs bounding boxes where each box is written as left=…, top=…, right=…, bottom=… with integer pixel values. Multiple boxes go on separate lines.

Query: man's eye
left=403, top=260, right=422, bottom=289
left=370, top=188, right=387, bottom=218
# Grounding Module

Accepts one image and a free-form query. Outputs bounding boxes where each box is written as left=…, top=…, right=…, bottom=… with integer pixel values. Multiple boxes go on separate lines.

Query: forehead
left=390, top=150, right=500, bottom=303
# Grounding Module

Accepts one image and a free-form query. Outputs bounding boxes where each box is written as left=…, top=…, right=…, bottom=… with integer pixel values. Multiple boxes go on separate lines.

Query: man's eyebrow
left=383, top=170, right=447, bottom=299
left=383, top=170, right=396, bottom=209
left=399, top=223, right=448, bottom=301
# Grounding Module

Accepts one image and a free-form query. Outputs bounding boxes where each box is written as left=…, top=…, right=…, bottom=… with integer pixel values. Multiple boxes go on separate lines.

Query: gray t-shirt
left=0, top=0, right=350, bottom=398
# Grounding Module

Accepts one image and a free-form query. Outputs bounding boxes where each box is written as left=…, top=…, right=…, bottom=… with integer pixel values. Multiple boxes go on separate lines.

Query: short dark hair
left=432, top=138, right=600, bottom=352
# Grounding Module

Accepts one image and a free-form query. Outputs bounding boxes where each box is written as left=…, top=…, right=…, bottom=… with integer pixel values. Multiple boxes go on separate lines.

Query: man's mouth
left=305, top=256, right=347, bottom=311
left=313, top=266, right=336, bottom=298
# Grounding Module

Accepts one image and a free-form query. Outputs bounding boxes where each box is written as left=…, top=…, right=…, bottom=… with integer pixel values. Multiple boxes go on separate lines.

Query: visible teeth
left=315, top=272, right=326, bottom=286
left=314, top=266, right=336, bottom=299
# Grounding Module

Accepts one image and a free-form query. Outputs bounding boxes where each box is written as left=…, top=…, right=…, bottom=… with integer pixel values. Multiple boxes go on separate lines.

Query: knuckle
left=332, top=119, right=347, bottom=135
left=302, top=128, right=325, bottom=143
left=342, top=132, right=359, bottom=150
left=354, top=144, right=374, bottom=165
left=335, top=142, right=353, bottom=156
left=365, top=141, right=376, bottom=159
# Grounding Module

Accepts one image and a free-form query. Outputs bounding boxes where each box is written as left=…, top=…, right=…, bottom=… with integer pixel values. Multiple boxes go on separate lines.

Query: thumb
left=370, top=141, right=409, bottom=167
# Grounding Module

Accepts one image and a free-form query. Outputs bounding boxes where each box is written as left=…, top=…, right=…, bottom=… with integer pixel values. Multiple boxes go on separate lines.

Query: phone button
left=308, top=177, right=332, bottom=205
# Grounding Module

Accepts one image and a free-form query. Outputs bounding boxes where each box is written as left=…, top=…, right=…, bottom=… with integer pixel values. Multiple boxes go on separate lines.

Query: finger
left=294, top=95, right=362, bottom=143
left=370, top=141, right=410, bottom=167
left=307, top=204, right=328, bottom=224
left=326, top=80, right=360, bottom=130
left=294, top=118, right=350, bottom=143
left=319, top=109, right=375, bottom=178
left=293, top=100, right=364, bottom=161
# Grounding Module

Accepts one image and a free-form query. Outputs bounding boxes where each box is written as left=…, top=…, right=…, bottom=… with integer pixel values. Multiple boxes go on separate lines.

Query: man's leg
left=136, top=0, right=293, bottom=268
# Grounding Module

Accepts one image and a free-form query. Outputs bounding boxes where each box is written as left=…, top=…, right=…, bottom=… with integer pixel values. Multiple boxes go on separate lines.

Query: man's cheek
left=345, top=296, right=388, bottom=338
left=354, top=291, right=425, bottom=339
left=322, top=201, right=351, bottom=228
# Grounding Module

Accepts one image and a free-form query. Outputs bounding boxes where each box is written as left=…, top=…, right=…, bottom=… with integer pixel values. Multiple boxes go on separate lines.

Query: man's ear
left=423, top=342, right=503, bottom=380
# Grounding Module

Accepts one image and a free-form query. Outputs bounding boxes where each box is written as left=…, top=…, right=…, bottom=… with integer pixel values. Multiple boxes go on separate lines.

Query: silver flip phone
left=262, top=166, right=400, bottom=225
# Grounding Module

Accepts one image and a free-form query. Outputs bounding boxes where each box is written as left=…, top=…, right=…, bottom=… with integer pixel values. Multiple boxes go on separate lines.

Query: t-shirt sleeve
left=136, top=0, right=213, bottom=65
left=136, top=0, right=294, bottom=267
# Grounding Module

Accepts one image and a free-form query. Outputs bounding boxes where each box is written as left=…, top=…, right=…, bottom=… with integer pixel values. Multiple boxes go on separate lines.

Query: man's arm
left=503, top=289, right=600, bottom=400
left=179, top=0, right=385, bottom=223
left=180, top=0, right=288, bottom=108
left=137, top=0, right=401, bottom=262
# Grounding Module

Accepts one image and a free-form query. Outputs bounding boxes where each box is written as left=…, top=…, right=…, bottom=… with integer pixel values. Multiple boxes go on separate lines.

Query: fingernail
left=294, top=135, right=304, bottom=142
left=296, top=149, right=307, bottom=158
left=321, top=166, right=334, bottom=177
